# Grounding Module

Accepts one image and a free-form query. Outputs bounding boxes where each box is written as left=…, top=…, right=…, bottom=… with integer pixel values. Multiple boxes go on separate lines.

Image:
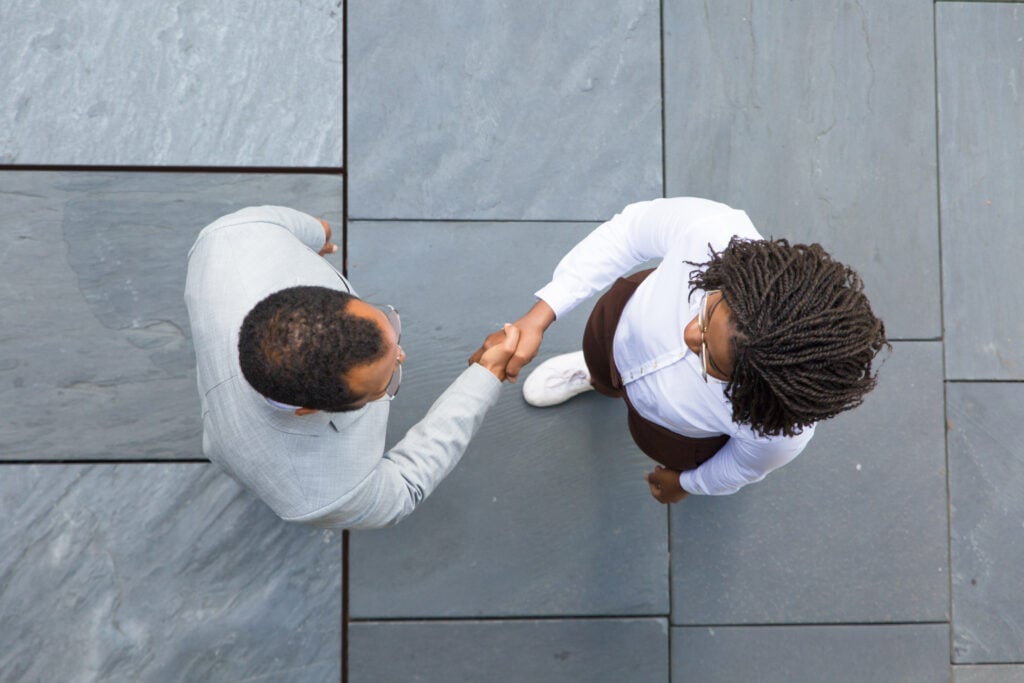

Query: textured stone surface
left=0, top=463, right=341, bottom=682
left=948, top=383, right=1024, bottom=664
left=673, top=624, right=950, bottom=683
left=347, top=0, right=662, bottom=220
left=350, top=619, right=668, bottom=683
left=347, top=221, right=668, bottom=617
left=663, top=0, right=939, bottom=341
left=954, top=666, right=1024, bottom=683
left=671, top=342, right=948, bottom=624
left=938, top=3, right=1024, bottom=380
left=0, top=172, right=342, bottom=460
left=3, top=0, right=1022, bottom=679
left=0, top=0, right=343, bottom=167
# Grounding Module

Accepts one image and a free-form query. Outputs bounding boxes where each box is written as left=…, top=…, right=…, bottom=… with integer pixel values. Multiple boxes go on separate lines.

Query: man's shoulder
left=204, top=376, right=387, bottom=445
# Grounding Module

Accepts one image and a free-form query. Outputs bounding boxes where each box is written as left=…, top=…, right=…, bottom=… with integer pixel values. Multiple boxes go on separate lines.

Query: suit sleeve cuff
left=460, top=362, right=503, bottom=402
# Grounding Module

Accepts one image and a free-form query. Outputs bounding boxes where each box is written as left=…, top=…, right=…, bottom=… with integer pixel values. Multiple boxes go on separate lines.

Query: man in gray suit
left=185, top=206, right=519, bottom=529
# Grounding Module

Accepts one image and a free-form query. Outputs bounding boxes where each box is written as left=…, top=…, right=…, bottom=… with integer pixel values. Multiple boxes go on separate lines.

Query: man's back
left=185, top=206, right=507, bottom=529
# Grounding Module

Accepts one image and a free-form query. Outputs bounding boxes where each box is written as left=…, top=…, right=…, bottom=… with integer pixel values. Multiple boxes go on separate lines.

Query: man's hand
left=646, top=465, right=689, bottom=504
left=476, top=324, right=522, bottom=381
left=319, top=219, right=339, bottom=256
left=469, top=300, right=555, bottom=383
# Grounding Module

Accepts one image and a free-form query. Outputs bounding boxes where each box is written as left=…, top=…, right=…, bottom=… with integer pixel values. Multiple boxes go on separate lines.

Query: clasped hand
left=469, top=301, right=688, bottom=505
left=468, top=300, right=556, bottom=383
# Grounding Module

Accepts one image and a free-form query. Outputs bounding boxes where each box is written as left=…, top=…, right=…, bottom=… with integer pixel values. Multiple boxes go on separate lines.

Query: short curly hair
left=238, top=286, right=386, bottom=412
left=689, top=237, right=889, bottom=437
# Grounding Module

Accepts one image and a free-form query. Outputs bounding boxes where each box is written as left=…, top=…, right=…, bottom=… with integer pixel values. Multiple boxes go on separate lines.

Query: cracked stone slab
left=0, top=171, right=342, bottom=460
left=938, top=3, right=1024, bottom=380
left=671, top=342, right=948, bottom=624
left=350, top=619, right=668, bottom=683
left=347, top=0, right=662, bottom=220
left=663, top=0, right=940, bottom=340
left=347, top=221, right=668, bottom=618
left=948, top=383, right=1024, bottom=664
left=0, top=1, right=343, bottom=166
left=673, top=624, right=950, bottom=683
left=0, top=463, right=341, bottom=682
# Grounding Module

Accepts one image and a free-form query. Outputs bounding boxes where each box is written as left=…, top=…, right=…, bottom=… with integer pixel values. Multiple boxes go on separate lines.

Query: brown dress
left=580, top=268, right=729, bottom=472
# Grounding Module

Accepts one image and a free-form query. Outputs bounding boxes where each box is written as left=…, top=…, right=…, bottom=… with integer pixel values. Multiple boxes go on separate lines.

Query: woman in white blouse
left=470, top=197, right=888, bottom=503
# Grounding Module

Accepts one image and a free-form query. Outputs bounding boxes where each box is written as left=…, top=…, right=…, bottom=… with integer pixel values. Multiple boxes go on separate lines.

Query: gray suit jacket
left=185, top=206, right=501, bottom=529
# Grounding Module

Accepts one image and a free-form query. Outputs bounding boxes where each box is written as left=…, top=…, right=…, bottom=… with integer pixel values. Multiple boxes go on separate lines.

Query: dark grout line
left=347, top=615, right=949, bottom=627
left=348, top=217, right=603, bottom=224
left=342, top=530, right=349, bottom=683
left=945, top=378, right=1024, bottom=384
left=341, top=2, right=350, bottom=682
left=674, top=621, right=952, bottom=629
left=348, top=613, right=671, bottom=623
left=659, top=3, right=673, bottom=672
left=659, top=0, right=667, bottom=200
left=0, top=164, right=344, bottom=174
left=932, top=6, right=956, bottom=663
left=0, top=459, right=209, bottom=465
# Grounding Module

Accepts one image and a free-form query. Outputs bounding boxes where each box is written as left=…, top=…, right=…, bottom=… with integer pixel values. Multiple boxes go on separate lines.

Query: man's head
left=688, top=237, right=889, bottom=437
left=238, top=286, right=404, bottom=412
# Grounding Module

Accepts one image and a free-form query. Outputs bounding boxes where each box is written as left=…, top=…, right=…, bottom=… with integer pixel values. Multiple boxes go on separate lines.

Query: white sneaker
left=522, top=350, right=594, bottom=407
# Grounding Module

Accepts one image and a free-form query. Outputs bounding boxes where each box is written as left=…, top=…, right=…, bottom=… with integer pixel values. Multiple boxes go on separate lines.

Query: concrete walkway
left=1, top=2, right=1022, bottom=681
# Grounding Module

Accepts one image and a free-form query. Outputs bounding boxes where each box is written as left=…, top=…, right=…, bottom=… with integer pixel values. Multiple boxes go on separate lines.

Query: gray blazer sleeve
left=295, top=363, right=502, bottom=530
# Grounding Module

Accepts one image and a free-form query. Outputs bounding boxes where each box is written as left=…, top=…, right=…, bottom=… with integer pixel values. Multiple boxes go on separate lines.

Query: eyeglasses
left=698, top=289, right=721, bottom=383
left=379, top=304, right=402, bottom=398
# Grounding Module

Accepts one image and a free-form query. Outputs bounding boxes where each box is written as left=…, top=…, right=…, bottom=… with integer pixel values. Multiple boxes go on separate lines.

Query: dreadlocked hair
left=689, top=237, right=889, bottom=438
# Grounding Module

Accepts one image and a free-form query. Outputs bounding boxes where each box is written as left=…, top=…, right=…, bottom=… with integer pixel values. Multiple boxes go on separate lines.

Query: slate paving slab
left=0, top=0, right=343, bottom=167
left=3, top=0, right=1019, bottom=680
left=672, top=624, right=950, bottom=683
left=0, top=171, right=342, bottom=461
left=350, top=619, right=668, bottom=683
left=663, top=0, right=940, bottom=341
left=347, top=221, right=668, bottom=618
left=671, top=342, right=948, bottom=624
left=937, top=2, right=1024, bottom=380
left=0, top=463, right=341, bottom=683
left=948, top=383, right=1024, bottom=664
left=954, top=666, right=1024, bottom=683
left=347, top=0, right=662, bottom=221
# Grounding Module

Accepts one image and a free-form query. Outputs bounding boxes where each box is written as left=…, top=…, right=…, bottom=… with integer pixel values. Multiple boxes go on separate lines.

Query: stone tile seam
left=930, top=9, right=955, bottom=657
left=658, top=0, right=667, bottom=201
left=667, top=621, right=951, bottom=628
left=349, top=614, right=670, bottom=624
left=0, top=165, right=344, bottom=174
left=349, top=217, right=605, bottom=224
left=944, top=379, right=1024, bottom=384
left=349, top=617, right=948, bottom=627
left=0, top=459, right=208, bottom=465
left=342, top=0, right=350, bottom=677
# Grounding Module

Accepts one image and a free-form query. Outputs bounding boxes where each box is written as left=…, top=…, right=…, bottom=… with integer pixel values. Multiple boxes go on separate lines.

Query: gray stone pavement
left=1, top=1, right=1022, bottom=681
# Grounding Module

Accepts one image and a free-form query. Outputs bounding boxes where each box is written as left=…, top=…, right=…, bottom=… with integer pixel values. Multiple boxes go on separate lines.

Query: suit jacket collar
left=240, top=380, right=371, bottom=436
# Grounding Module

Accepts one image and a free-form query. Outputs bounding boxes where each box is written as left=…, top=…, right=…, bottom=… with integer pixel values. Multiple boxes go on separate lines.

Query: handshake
left=468, top=300, right=557, bottom=383
left=465, top=298, right=689, bottom=505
